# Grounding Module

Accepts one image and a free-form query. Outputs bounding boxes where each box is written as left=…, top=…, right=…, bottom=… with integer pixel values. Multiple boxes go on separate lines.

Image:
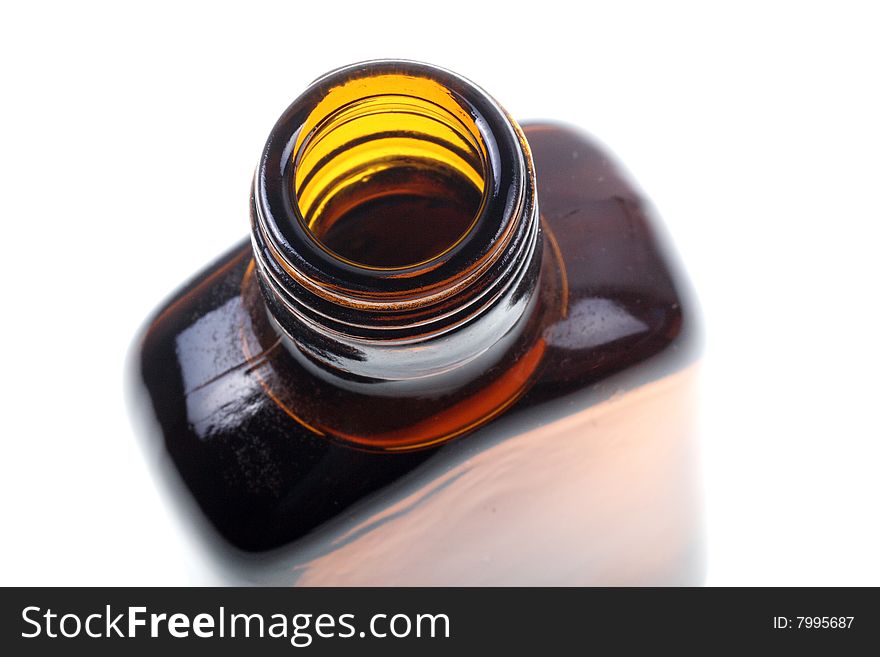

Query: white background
left=1, top=1, right=878, bottom=586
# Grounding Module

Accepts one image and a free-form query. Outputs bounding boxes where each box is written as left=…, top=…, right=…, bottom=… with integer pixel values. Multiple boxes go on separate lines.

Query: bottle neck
left=250, top=60, right=541, bottom=393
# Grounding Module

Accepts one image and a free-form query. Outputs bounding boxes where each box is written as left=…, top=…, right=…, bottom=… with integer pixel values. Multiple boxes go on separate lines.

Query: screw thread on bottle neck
left=251, top=60, right=541, bottom=389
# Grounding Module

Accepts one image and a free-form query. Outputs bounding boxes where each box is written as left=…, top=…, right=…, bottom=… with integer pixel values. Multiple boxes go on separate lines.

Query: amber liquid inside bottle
left=132, top=61, right=701, bottom=585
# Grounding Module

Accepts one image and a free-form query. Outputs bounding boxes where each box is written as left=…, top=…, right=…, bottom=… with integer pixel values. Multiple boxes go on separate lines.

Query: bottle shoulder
left=523, top=121, right=699, bottom=397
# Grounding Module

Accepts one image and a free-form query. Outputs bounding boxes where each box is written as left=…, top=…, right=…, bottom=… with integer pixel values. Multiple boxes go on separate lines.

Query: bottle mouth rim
left=252, top=59, right=533, bottom=313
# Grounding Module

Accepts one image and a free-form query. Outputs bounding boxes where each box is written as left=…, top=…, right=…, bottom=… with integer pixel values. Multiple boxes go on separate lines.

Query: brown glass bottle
left=131, top=61, right=701, bottom=585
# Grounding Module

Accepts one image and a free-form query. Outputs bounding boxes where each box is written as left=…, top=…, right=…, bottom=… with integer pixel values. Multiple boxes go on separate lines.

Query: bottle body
left=132, top=66, right=701, bottom=585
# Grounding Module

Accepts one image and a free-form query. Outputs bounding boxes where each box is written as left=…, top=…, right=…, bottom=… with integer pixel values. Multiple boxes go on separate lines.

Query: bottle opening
left=292, top=74, right=488, bottom=269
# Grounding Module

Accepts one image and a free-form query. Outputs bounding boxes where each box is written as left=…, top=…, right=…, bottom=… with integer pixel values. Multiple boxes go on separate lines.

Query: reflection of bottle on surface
left=131, top=60, right=702, bottom=585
